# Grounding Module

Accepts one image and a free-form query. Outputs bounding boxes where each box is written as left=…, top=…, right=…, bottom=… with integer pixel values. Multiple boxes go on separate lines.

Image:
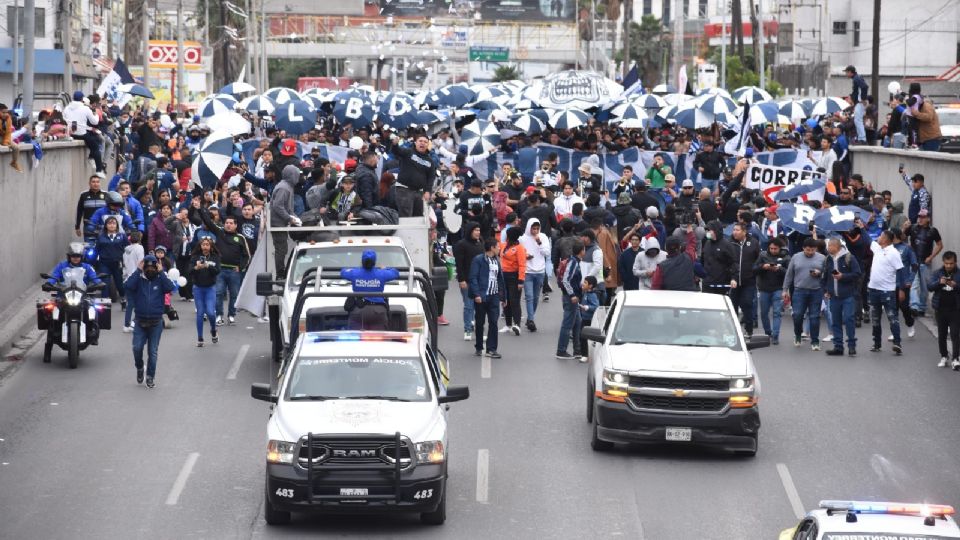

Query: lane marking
left=166, top=452, right=200, bottom=506
left=226, top=344, right=251, bottom=380
left=476, top=449, right=489, bottom=504
left=481, top=354, right=491, bottom=379
left=776, top=463, right=805, bottom=520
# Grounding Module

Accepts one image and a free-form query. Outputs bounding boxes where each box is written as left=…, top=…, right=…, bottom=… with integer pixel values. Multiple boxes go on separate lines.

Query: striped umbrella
left=611, top=102, right=648, bottom=122
left=778, top=100, right=809, bottom=121
left=460, top=120, right=501, bottom=155
left=810, top=96, right=850, bottom=117
left=205, top=112, right=251, bottom=136
left=192, top=131, right=235, bottom=189
left=632, top=93, right=668, bottom=110
left=697, top=87, right=733, bottom=99
left=674, top=107, right=717, bottom=129
left=509, top=113, right=546, bottom=135
left=617, top=117, right=650, bottom=129
left=263, top=87, right=303, bottom=105
left=747, top=101, right=783, bottom=125
left=198, top=95, right=237, bottom=118
left=663, top=93, right=694, bottom=106
left=732, top=86, right=773, bottom=104
left=548, top=108, right=591, bottom=129
left=651, top=83, right=678, bottom=95
left=238, top=95, right=276, bottom=115
left=474, top=86, right=508, bottom=102
left=695, top=94, right=738, bottom=115
left=219, top=81, right=257, bottom=96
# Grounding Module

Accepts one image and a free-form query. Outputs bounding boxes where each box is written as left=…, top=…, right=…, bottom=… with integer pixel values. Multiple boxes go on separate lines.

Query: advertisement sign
left=378, top=0, right=574, bottom=21
left=148, top=40, right=203, bottom=70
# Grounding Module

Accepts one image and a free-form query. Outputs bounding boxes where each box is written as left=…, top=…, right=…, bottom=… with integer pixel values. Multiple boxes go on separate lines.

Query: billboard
left=147, top=40, right=203, bottom=70
left=378, top=0, right=574, bottom=21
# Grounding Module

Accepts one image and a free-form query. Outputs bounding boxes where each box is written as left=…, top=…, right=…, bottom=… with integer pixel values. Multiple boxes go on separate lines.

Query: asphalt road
left=1, top=287, right=959, bottom=540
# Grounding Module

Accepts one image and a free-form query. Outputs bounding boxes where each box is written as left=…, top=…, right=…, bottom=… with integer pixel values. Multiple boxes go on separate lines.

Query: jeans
left=132, top=321, right=163, bottom=378
left=80, top=131, right=104, bottom=172
left=896, top=286, right=915, bottom=328
left=216, top=268, right=243, bottom=318
left=97, top=259, right=125, bottom=302
left=394, top=186, right=424, bottom=218
left=891, top=132, right=907, bottom=149
left=853, top=102, right=866, bottom=142
left=920, top=139, right=941, bottom=152
left=910, top=263, right=931, bottom=312
left=272, top=232, right=290, bottom=277
left=828, top=295, right=857, bottom=350
left=936, top=310, right=960, bottom=359
left=758, top=290, right=783, bottom=338
left=124, top=298, right=134, bottom=327
left=557, top=295, right=582, bottom=355
left=460, top=285, right=475, bottom=332
left=474, top=299, right=500, bottom=353
left=792, top=288, right=824, bottom=343
left=503, top=272, right=522, bottom=326
left=729, top=283, right=756, bottom=334
left=869, top=288, right=901, bottom=346
left=193, top=285, right=217, bottom=339
left=700, top=178, right=719, bottom=193
left=524, top=272, right=545, bottom=322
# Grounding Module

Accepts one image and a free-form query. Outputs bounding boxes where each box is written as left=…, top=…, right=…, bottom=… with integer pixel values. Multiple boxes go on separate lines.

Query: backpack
left=556, top=256, right=571, bottom=282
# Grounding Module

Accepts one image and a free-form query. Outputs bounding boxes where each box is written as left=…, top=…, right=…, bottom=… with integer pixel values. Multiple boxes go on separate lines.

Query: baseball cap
left=844, top=65, right=857, bottom=73
left=681, top=179, right=694, bottom=188
left=646, top=207, right=660, bottom=219
left=525, top=186, right=536, bottom=194
left=745, top=148, right=755, bottom=158
left=143, top=254, right=159, bottom=266
left=280, top=139, right=297, bottom=156
left=344, top=158, right=358, bottom=171
left=73, top=90, right=85, bottom=101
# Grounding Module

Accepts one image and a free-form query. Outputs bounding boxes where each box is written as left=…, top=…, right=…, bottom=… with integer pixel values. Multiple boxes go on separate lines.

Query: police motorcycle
left=38, top=245, right=112, bottom=369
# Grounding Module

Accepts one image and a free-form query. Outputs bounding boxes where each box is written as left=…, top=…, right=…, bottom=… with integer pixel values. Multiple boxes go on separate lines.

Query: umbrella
left=548, top=108, right=592, bottom=129
left=509, top=113, right=546, bottom=135
left=377, top=93, right=419, bottom=129
left=219, top=81, right=257, bottom=95
left=274, top=100, right=317, bottom=135
left=460, top=120, right=500, bottom=155
left=696, top=94, right=738, bottom=115
left=116, top=83, right=154, bottom=99
left=651, top=83, right=678, bottom=95
left=662, top=93, right=694, bottom=106
left=425, top=85, right=477, bottom=108
left=264, top=87, right=303, bottom=105
left=333, top=93, right=375, bottom=128
left=747, top=101, right=783, bottom=126
left=697, top=87, right=733, bottom=99
left=467, top=100, right=507, bottom=111
left=611, top=102, right=647, bottom=122
left=238, top=95, right=276, bottom=115
left=474, top=86, right=508, bottom=102
left=617, top=117, right=650, bottom=129
left=772, top=177, right=828, bottom=202
left=778, top=100, right=809, bottom=121
left=193, top=131, right=235, bottom=190
left=205, top=111, right=251, bottom=136
left=813, top=205, right=874, bottom=232
left=655, top=104, right=680, bottom=122
left=526, top=70, right=622, bottom=110
left=810, top=97, right=850, bottom=117
left=732, top=86, right=772, bottom=104
left=632, top=93, right=668, bottom=110
left=525, top=108, right=552, bottom=124
left=198, top=95, right=237, bottom=118
left=674, top=107, right=717, bottom=129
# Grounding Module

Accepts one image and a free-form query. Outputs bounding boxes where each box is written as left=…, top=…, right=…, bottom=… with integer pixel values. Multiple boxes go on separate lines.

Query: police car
left=780, top=500, right=960, bottom=540
left=251, top=330, right=468, bottom=525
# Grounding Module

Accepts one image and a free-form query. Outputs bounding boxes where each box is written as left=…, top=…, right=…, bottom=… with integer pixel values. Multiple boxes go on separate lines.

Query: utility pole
left=22, top=0, right=35, bottom=120
left=870, top=0, right=880, bottom=99
left=176, top=0, right=185, bottom=111
left=244, top=0, right=252, bottom=83
left=12, top=0, right=20, bottom=102
left=142, top=0, right=150, bottom=91
left=671, top=0, right=683, bottom=86
left=261, top=0, right=268, bottom=89
left=720, top=0, right=727, bottom=89
left=61, top=0, right=73, bottom=92
left=622, top=0, right=631, bottom=79
left=219, top=0, right=230, bottom=86
left=758, top=0, right=765, bottom=89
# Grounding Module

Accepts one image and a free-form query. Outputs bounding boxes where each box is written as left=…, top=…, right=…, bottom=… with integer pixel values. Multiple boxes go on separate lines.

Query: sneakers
left=122, top=325, right=134, bottom=333
left=952, top=359, right=960, bottom=371
left=511, top=325, right=520, bottom=336
left=10, top=162, right=23, bottom=173
left=463, top=331, right=473, bottom=341
left=907, top=325, right=915, bottom=339
left=826, top=349, right=844, bottom=356
left=136, top=369, right=144, bottom=384
left=887, top=334, right=894, bottom=342
left=474, top=349, right=482, bottom=357
left=145, top=377, right=155, bottom=389
left=228, top=315, right=236, bottom=325
left=794, top=337, right=802, bottom=347
left=577, top=355, right=588, bottom=363
left=811, top=342, right=821, bottom=351
left=498, top=326, right=512, bottom=333
left=197, top=339, right=204, bottom=347
left=848, top=348, right=857, bottom=357
left=437, top=315, right=450, bottom=326
left=892, top=344, right=903, bottom=355
left=771, top=337, right=779, bottom=346
left=212, top=330, right=219, bottom=344
left=526, top=320, right=537, bottom=332
left=542, top=295, right=550, bottom=303
left=555, top=351, right=574, bottom=359
left=487, top=351, right=502, bottom=359
left=216, top=316, right=225, bottom=326
left=822, top=335, right=833, bottom=343
left=938, top=357, right=949, bottom=368
left=870, top=344, right=882, bottom=352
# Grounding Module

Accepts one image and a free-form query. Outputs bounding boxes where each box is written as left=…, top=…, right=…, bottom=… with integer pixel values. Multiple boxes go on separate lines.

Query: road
left=1, top=288, right=959, bottom=539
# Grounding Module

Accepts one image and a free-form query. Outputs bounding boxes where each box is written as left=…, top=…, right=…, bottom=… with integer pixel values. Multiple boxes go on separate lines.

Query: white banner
left=745, top=163, right=826, bottom=203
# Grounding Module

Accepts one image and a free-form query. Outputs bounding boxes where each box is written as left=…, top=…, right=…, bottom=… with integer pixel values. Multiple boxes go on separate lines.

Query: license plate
left=340, top=488, right=368, bottom=496
left=665, top=427, right=692, bottom=441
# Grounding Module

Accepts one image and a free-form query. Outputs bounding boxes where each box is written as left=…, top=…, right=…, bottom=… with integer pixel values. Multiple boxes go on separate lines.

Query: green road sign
left=469, top=46, right=509, bottom=62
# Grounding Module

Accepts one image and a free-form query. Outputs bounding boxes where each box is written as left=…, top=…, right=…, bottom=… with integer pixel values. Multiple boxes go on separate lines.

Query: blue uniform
left=340, top=267, right=400, bottom=305
left=47, top=261, right=102, bottom=286
left=86, top=207, right=135, bottom=236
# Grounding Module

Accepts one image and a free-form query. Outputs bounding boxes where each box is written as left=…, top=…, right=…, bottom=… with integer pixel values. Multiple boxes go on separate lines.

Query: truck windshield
left=286, top=356, right=431, bottom=402
left=611, top=306, right=742, bottom=351
left=289, top=246, right=409, bottom=285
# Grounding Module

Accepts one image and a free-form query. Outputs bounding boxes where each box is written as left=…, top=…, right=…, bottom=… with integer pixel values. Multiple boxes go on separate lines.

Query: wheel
left=586, top=380, right=594, bottom=423
left=734, top=434, right=759, bottom=457
left=590, top=404, right=613, bottom=452
left=420, top=489, right=446, bottom=525
left=263, top=486, right=291, bottom=525
left=42, top=336, right=53, bottom=363
left=67, top=321, right=79, bottom=369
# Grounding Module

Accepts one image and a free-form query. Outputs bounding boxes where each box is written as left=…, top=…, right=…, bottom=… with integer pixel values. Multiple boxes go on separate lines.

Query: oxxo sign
left=148, top=40, right=202, bottom=69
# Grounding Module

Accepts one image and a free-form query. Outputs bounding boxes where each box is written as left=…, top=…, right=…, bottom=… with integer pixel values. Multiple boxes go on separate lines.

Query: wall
left=850, top=146, right=960, bottom=262
left=0, top=141, right=93, bottom=309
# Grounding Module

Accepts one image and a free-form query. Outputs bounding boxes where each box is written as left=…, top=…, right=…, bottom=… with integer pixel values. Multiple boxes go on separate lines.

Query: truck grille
left=630, top=395, right=729, bottom=412
left=298, top=435, right=413, bottom=469
left=630, top=376, right=729, bottom=391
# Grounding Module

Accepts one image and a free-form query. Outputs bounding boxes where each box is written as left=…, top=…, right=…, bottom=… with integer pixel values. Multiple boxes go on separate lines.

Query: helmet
left=361, top=249, right=376, bottom=269
left=106, top=191, right=123, bottom=207
left=67, top=242, right=84, bottom=257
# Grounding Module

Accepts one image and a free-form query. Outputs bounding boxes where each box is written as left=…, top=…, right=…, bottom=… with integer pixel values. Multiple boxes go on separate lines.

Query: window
left=832, top=21, right=847, bottom=35
left=852, top=21, right=860, bottom=47
left=683, top=0, right=689, bottom=17
left=662, top=0, right=670, bottom=23
left=643, top=0, right=652, bottom=16
left=5, top=7, right=45, bottom=38
left=698, top=0, right=708, bottom=18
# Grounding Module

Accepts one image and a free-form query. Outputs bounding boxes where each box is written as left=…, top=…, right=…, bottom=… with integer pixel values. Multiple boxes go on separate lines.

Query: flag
left=677, top=65, right=688, bottom=96
left=724, top=102, right=751, bottom=156
left=621, top=65, right=643, bottom=98
left=96, top=58, right=136, bottom=100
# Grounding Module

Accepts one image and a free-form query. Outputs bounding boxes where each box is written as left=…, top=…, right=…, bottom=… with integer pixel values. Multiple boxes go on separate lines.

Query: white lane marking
left=226, top=344, right=251, bottom=380
left=481, top=353, right=491, bottom=379
left=776, top=463, right=805, bottom=520
left=476, top=449, right=489, bottom=504
left=165, top=452, right=200, bottom=506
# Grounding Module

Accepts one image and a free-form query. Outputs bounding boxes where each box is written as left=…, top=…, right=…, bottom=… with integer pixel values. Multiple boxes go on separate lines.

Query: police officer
left=43, top=243, right=105, bottom=356
left=340, top=250, right=400, bottom=330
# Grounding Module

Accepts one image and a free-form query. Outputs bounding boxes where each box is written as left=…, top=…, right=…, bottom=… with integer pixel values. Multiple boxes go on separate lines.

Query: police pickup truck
left=780, top=500, right=960, bottom=540
left=582, top=290, right=769, bottom=456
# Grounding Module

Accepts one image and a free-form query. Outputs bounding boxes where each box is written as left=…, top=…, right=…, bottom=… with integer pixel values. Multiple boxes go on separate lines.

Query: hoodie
left=886, top=201, right=907, bottom=232
left=519, top=218, right=551, bottom=274
left=700, top=221, right=738, bottom=288
left=270, top=164, right=299, bottom=227
left=453, top=222, right=485, bottom=283
left=632, top=236, right=666, bottom=290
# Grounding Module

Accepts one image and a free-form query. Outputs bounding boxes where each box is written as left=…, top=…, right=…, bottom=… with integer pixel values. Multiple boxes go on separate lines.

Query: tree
left=492, top=64, right=521, bottom=83
left=731, top=0, right=744, bottom=60
left=618, top=15, right=668, bottom=87
left=195, top=0, right=250, bottom=89
left=706, top=49, right=783, bottom=97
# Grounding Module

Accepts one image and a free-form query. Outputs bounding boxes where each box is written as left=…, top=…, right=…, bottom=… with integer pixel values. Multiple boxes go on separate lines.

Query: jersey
left=340, top=266, right=401, bottom=305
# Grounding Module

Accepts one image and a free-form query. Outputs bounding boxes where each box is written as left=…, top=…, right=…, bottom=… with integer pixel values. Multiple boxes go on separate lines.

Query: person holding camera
left=189, top=237, right=221, bottom=347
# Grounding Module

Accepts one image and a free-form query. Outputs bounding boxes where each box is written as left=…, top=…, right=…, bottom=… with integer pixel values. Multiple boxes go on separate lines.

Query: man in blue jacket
left=340, top=249, right=400, bottom=330
left=468, top=239, right=505, bottom=358
left=124, top=254, right=176, bottom=388
left=823, top=238, right=862, bottom=356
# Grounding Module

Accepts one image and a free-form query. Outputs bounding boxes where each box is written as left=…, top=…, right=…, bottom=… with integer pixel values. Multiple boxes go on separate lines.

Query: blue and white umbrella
left=333, top=93, right=375, bottom=128
left=467, top=99, right=507, bottom=111
left=263, top=87, right=303, bottom=105
left=732, top=86, right=772, bottom=104
left=810, top=96, right=850, bottom=117
left=674, top=106, right=718, bottom=129
left=424, top=85, right=476, bottom=108
left=696, top=94, right=738, bottom=115
left=772, top=177, right=828, bottom=202
left=199, top=94, right=237, bottom=118
left=697, top=87, right=733, bottom=99
left=617, top=117, right=650, bottom=129
left=548, top=108, right=591, bottom=130
left=205, top=111, right=251, bottom=136
left=654, top=104, right=680, bottom=123
left=509, top=113, right=546, bottom=135
left=219, top=81, right=257, bottom=96
left=525, top=108, right=552, bottom=124
left=274, top=100, right=317, bottom=135
left=238, top=95, right=276, bottom=115
left=663, top=93, right=694, bottom=107
left=611, top=102, right=647, bottom=122
left=414, top=110, right=447, bottom=128
left=778, top=100, right=809, bottom=121
left=474, top=86, right=508, bottom=102
left=651, top=83, right=678, bottom=95
left=747, top=101, right=783, bottom=125
left=460, top=120, right=500, bottom=155
left=116, top=83, right=155, bottom=99
left=813, top=205, right=874, bottom=232
left=377, top=93, right=419, bottom=129
left=192, top=130, right=235, bottom=190
left=632, top=93, right=668, bottom=110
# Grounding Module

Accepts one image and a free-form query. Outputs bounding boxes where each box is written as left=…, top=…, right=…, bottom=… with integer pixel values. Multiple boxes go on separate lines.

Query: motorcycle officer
left=42, top=243, right=105, bottom=354
left=86, top=191, right=135, bottom=239
left=340, top=249, right=400, bottom=330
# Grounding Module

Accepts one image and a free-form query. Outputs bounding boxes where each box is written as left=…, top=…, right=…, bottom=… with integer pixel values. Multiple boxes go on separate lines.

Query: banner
left=378, top=0, right=575, bottom=21
left=745, top=162, right=825, bottom=203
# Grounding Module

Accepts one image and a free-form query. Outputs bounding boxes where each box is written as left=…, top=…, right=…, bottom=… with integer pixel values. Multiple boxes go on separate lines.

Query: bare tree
left=731, top=0, right=744, bottom=61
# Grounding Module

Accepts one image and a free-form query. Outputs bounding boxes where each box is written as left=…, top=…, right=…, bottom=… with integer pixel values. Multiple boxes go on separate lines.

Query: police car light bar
left=310, top=332, right=414, bottom=343
left=820, top=500, right=956, bottom=518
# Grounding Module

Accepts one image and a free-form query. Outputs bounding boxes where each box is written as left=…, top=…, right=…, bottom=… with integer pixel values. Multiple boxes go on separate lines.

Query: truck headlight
left=415, top=441, right=445, bottom=464
left=602, top=369, right=629, bottom=386
left=599, top=370, right=630, bottom=402
left=266, top=440, right=297, bottom=464
left=730, top=377, right=753, bottom=390
left=65, top=290, right=83, bottom=306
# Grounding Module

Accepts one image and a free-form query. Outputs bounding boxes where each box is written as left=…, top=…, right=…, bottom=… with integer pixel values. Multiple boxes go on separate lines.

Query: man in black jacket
left=611, top=192, right=642, bottom=243
left=701, top=220, right=738, bottom=294
left=452, top=222, right=485, bottom=340
left=754, top=237, right=790, bottom=344
left=730, top=222, right=761, bottom=336
left=630, top=182, right=659, bottom=218
left=521, top=192, right=557, bottom=238
left=692, top=141, right=725, bottom=194
left=198, top=208, right=250, bottom=325
left=75, top=174, right=107, bottom=239
left=353, top=151, right=380, bottom=209
left=389, top=133, right=436, bottom=217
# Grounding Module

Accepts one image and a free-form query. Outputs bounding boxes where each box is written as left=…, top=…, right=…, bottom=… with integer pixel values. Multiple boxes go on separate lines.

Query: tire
left=420, top=489, right=446, bottom=525
left=590, top=404, right=613, bottom=452
left=585, top=380, right=594, bottom=423
left=43, top=336, right=53, bottom=363
left=67, top=321, right=79, bottom=369
left=734, top=434, right=759, bottom=458
left=263, top=487, right=291, bottom=525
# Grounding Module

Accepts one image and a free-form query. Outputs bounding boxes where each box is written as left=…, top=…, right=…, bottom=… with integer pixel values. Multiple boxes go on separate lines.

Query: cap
left=617, top=192, right=632, bottom=205
left=745, top=148, right=755, bottom=158
left=361, top=249, right=376, bottom=264
left=349, top=136, right=364, bottom=150
left=844, top=65, right=857, bottom=73
left=143, top=254, right=159, bottom=266
left=578, top=163, right=591, bottom=172
left=525, top=186, right=536, bottom=194
left=681, top=179, right=694, bottom=188
left=153, top=245, right=167, bottom=253
left=280, top=139, right=297, bottom=156
left=646, top=207, right=659, bottom=219
left=458, top=144, right=468, bottom=154
left=919, top=209, right=930, bottom=217
left=340, top=174, right=355, bottom=184
left=73, top=90, right=85, bottom=101
left=344, top=158, right=358, bottom=171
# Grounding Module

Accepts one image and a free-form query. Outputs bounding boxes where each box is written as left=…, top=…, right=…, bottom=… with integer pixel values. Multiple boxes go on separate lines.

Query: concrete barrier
left=850, top=146, right=960, bottom=261
left=0, top=141, right=95, bottom=309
